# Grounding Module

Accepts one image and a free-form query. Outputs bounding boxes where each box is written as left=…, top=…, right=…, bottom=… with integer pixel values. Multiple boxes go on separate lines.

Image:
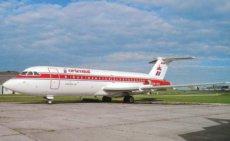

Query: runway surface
left=0, top=102, right=230, bottom=141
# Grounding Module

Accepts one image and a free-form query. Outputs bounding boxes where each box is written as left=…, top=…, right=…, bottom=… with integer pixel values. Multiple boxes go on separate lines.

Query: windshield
left=20, top=71, right=40, bottom=76
left=21, top=71, right=27, bottom=75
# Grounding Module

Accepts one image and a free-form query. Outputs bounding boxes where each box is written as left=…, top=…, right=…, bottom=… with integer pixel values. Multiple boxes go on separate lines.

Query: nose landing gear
left=44, top=95, right=54, bottom=104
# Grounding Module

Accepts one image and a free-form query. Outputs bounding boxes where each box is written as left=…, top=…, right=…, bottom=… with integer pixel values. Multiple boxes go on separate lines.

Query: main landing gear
left=44, top=95, right=54, bottom=104
left=102, top=95, right=135, bottom=103
left=102, top=96, right=112, bottom=102
left=123, top=95, right=134, bottom=103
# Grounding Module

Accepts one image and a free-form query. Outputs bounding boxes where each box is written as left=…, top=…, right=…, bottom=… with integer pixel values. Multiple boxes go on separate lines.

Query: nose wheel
left=47, top=100, right=52, bottom=104
left=44, top=95, right=54, bottom=104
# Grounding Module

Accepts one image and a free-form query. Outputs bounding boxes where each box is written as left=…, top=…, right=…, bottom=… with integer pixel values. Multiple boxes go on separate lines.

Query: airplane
left=2, top=57, right=226, bottom=104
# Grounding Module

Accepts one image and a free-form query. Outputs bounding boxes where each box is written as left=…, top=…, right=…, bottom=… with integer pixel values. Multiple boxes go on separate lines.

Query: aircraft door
left=48, top=68, right=60, bottom=89
left=111, top=75, right=115, bottom=83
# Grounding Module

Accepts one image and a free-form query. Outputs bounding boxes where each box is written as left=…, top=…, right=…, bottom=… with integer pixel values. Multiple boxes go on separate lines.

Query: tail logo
left=155, top=65, right=162, bottom=76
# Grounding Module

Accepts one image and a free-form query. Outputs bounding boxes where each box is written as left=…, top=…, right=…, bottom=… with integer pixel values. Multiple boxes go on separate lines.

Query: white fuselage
left=3, top=66, right=170, bottom=97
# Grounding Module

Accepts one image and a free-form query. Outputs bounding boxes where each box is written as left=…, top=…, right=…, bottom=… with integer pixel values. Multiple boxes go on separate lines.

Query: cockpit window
left=27, top=71, right=33, bottom=75
left=21, top=71, right=27, bottom=75
left=20, top=71, right=40, bottom=76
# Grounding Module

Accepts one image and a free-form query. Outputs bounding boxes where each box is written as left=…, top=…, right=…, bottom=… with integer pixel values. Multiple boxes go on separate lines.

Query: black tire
left=123, top=96, right=128, bottom=103
left=123, top=95, right=134, bottom=103
left=102, top=96, right=112, bottom=102
left=129, top=96, right=134, bottom=103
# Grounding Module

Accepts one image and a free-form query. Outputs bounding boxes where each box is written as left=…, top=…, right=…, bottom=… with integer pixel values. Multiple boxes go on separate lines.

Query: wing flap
left=103, top=86, right=139, bottom=92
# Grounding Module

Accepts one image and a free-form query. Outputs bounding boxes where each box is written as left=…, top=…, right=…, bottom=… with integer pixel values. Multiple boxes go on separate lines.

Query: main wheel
left=123, top=95, right=134, bottom=103
left=102, top=96, right=112, bottom=102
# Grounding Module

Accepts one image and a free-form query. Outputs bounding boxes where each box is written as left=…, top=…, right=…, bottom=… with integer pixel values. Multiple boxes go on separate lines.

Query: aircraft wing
left=103, top=86, right=140, bottom=92
left=141, top=82, right=229, bottom=90
left=103, top=82, right=229, bottom=92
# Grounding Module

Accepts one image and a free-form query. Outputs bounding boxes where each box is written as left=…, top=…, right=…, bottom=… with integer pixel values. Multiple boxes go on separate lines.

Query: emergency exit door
left=48, top=68, right=60, bottom=89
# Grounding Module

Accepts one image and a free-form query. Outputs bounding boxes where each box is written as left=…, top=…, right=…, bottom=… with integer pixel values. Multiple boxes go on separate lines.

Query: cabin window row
left=63, top=75, right=145, bottom=82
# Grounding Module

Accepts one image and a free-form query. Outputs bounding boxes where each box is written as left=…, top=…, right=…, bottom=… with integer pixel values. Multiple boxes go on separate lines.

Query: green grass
left=142, top=90, right=230, bottom=104
left=0, top=95, right=82, bottom=103
left=134, top=90, right=230, bottom=104
left=158, top=95, right=230, bottom=104
left=0, top=95, right=44, bottom=103
left=0, top=90, right=230, bottom=104
left=133, top=94, right=230, bottom=104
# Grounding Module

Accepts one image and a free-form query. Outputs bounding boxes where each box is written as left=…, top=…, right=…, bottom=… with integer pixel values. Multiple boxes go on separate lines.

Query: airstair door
left=49, top=68, right=60, bottom=89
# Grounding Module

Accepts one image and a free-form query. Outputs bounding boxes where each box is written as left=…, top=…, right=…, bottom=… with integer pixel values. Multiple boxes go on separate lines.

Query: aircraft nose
left=3, top=79, right=15, bottom=90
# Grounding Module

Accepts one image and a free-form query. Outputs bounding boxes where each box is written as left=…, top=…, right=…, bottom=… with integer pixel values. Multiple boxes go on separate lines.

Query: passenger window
left=27, top=71, right=33, bottom=75
left=34, top=72, right=40, bottom=75
left=21, top=71, right=27, bottom=75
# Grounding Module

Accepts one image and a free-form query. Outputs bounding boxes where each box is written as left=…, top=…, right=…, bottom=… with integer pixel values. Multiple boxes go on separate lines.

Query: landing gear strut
left=102, top=96, right=112, bottom=102
left=123, top=95, right=134, bottom=103
left=44, top=95, right=54, bottom=104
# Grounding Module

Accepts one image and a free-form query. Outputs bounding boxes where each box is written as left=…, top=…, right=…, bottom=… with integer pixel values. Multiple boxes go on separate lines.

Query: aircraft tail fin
left=149, top=57, right=195, bottom=80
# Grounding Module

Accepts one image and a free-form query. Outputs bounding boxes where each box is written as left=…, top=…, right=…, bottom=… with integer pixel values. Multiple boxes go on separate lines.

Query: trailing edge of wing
left=103, top=86, right=139, bottom=92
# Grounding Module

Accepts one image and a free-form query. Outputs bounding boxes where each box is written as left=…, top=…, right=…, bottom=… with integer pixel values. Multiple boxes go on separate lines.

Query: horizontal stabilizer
left=149, top=57, right=195, bottom=64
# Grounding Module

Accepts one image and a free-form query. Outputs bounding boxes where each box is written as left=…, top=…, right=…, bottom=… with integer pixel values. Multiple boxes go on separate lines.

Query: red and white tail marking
left=149, top=57, right=195, bottom=80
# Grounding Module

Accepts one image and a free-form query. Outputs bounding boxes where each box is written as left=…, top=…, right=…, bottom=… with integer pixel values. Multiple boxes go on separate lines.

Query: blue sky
left=0, top=0, right=229, bottom=84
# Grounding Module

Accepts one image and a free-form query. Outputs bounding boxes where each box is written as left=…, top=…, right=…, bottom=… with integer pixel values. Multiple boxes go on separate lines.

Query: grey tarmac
left=0, top=102, right=230, bottom=141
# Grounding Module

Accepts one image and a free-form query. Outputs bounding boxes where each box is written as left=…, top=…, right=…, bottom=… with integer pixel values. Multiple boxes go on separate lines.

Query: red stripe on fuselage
left=16, top=73, right=171, bottom=86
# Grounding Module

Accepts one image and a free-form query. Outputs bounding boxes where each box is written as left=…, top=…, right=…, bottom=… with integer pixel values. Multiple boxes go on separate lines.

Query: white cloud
left=216, top=1, right=230, bottom=13
left=104, top=52, right=150, bottom=62
left=1, top=1, right=173, bottom=55
left=6, top=5, right=62, bottom=24
left=0, top=0, right=229, bottom=83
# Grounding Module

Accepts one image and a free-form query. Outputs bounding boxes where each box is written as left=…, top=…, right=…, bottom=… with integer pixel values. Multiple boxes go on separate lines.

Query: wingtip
left=191, top=56, right=196, bottom=59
